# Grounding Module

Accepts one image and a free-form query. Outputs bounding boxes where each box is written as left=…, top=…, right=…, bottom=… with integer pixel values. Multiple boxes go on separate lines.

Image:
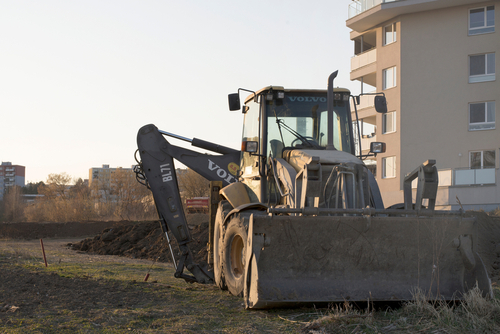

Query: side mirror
left=370, top=142, right=386, bottom=154
left=228, top=93, right=241, bottom=111
left=374, top=96, right=388, bottom=113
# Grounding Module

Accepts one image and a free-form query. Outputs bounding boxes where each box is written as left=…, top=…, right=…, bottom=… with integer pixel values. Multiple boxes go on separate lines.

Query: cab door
left=240, top=97, right=264, bottom=202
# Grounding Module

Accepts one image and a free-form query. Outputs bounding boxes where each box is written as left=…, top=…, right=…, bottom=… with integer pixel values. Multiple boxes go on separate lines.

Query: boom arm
left=136, top=124, right=240, bottom=283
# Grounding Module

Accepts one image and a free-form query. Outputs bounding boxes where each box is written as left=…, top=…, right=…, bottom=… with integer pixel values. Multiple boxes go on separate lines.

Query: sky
left=1, top=0, right=360, bottom=184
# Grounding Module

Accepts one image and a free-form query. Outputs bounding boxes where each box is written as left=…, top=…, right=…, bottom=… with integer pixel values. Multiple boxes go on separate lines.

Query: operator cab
left=235, top=87, right=355, bottom=160
left=229, top=87, right=357, bottom=204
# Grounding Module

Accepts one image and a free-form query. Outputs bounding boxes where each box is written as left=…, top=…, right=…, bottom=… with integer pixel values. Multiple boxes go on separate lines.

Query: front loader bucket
left=244, top=214, right=492, bottom=309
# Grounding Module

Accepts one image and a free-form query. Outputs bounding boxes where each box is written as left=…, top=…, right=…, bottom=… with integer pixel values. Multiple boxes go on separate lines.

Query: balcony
left=454, top=167, right=495, bottom=186
left=352, top=94, right=377, bottom=125
left=348, top=0, right=398, bottom=19
left=410, top=167, right=496, bottom=189
left=351, top=48, right=377, bottom=72
left=352, top=93, right=376, bottom=111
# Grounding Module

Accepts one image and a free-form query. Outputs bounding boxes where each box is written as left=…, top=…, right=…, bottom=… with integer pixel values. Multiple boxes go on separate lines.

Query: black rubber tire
left=213, top=206, right=227, bottom=290
left=222, top=216, right=248, bottom=297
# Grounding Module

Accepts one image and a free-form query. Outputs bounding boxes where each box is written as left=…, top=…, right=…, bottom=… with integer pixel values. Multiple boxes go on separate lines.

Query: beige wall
left=350, top=1, right=500, bottom=208
left=375, top=19, right=402, bottom=206
left=400, top=3, right=500, bottom=207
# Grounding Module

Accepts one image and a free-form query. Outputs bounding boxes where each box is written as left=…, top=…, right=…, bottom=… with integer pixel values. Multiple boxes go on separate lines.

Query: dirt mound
left=70, top=219, right=209, bottom=265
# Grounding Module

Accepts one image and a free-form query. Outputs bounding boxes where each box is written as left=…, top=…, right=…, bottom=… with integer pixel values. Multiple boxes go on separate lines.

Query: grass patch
left=2, top=245, right=500, bottom=333
left=0, top=249, right=300, bottom=333
left=298, top=287, right=500, bottom=333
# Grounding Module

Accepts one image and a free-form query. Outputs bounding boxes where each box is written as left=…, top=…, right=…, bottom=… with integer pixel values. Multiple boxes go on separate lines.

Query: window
left=470, top=150, right=495, bottom=169
left=384, top=23, right=397, bottom=45
left=383, top=66, right=397, bottom=89
left=469, top=53, right=495, bottom=83
left=469, top=6, right=495, bottom=35
left=382, top=156, right=396, bottom=178
left=469, top=101, right=496, bottom=130
left=382, top=111, right=396, bottom=134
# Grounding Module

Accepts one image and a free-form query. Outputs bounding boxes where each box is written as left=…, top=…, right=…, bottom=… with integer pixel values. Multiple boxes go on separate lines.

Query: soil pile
left=70, top=215, right=209, bottom=265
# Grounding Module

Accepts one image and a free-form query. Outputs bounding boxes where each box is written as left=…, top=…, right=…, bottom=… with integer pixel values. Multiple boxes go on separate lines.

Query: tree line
left=0, top=168, right=209, bottom=223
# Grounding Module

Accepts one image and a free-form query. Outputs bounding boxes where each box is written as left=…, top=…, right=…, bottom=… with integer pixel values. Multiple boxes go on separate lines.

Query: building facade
left=347, top=0, right=499, bottom=210
left=88, top=164, right=135, bottom=198
left=0, top=162, right=26, bottom=200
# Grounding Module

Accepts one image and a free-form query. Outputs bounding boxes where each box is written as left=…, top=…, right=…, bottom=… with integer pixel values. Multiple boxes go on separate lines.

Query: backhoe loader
left=135, top=71, right=492, bottom=309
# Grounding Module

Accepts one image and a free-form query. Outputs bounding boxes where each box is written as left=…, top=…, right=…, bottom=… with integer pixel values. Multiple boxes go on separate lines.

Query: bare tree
left=111, top=169, right=155, bottom=220
left=28, top=173, right=73, bottom=222
left=176, top=168, right=210, bottom=214
left=177, top=168, right=209, bottom=199
left=22, top=170, right=157, bottom=222
left=41, top=173, right=72, bottom=198
left=1, top=186, right=25, bottom=222
left=69, top=178, right=94, bottom=221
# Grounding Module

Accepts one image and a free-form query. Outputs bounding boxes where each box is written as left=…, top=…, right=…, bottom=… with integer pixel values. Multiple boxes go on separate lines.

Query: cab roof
left=244, top=86, right=351, bottom=104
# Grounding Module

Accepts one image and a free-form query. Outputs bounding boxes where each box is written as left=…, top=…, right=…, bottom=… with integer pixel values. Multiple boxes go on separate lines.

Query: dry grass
left=488, top=207, right=500, bottom=216
left=2, top=240, right=500, bottom=333
left=298, top=287, right=500, bottom=333
left=0, top=245, right=302, bottom=333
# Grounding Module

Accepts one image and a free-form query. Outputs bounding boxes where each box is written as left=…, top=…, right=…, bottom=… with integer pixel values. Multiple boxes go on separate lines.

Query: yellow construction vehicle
left=134, top=71, right=492, bottom=309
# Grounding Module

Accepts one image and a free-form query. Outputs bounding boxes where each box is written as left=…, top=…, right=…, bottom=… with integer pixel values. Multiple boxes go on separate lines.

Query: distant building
left=89, top=164, right=134, bottom=186
left=88, top=164, right=135, bottom=199
left=21, top=194, right=44, bottom=204
left=0, top=162, right=25, bottom=200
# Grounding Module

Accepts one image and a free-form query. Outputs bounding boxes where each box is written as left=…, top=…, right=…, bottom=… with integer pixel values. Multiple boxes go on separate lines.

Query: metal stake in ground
left=40, top=239, right=48, bottom=267
left=144, top=256, right=160, bottom=281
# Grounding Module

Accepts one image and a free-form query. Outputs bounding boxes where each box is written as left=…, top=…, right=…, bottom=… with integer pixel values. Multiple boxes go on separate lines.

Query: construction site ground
left=1, top=212, right=500, bottom=333
left=0, top=214, right=303, bottom=333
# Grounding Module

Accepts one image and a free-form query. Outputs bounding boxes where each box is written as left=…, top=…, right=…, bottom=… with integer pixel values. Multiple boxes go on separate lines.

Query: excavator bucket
left=244, top=213, right=492, bottom=309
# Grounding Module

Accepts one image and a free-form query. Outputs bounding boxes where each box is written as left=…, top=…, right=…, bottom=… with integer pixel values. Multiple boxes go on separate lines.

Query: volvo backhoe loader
left=135, top=71, right=492, bottom=309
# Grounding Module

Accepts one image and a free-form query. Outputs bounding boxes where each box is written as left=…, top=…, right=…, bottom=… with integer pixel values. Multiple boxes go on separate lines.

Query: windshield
left=266, top=91, right=353, bottom=158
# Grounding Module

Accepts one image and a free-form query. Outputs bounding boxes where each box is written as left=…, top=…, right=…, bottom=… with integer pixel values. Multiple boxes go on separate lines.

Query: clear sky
left=1, top=0, right=359, bottom=184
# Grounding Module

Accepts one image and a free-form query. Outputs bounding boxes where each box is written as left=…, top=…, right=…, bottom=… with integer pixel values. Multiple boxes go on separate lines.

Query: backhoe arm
left=136, top=124, right=240, bottom=283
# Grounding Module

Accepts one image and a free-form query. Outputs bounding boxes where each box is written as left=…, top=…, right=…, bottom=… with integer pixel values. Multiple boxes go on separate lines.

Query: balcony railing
left=454, top=167, right=496, bottom=186
left=411, top=168, right=496, bottom=188
left=348, top=0, right=398, bottom=19
left=351, top=92, right=376, bottom=111
left=351, top=48, right=376, bottom=72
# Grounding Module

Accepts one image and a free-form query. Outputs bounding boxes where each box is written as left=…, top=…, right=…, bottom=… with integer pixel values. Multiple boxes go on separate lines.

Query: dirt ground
left=1, top=212, right=500, bottom=304
left=0, top=214, right=210, bottom=266
left=1, top=212, right=500, bottom=332
left=1, top=237, right=300, bottom=333
left=0, top=237, right=174, bottom=322
left=0, top=214, right=210, bottom=319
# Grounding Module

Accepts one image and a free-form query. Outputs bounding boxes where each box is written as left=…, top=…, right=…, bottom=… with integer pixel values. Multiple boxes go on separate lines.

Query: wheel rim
left=230, top=235, right=244, bottom=278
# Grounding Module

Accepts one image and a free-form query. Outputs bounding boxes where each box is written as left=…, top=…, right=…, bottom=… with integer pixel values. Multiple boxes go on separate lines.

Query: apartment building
left=347, top=0, right=499, bottom=210
left=89, top=164, right=134, bottom=189
left=0, top=162, right=26, bottom=200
